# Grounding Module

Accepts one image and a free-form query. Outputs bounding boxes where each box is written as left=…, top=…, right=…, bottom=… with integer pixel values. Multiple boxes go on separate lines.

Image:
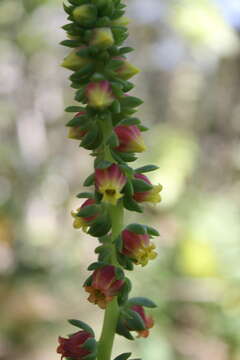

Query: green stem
left=97, top=203, right=124, bottom=360
left=97, top=114, right=124, bottom=360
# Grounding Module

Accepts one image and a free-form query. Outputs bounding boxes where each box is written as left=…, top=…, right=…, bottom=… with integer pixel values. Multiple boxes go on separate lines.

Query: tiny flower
left=73, top=4, right=97, bottom=26
left=121, top=229, right=157, bottom=266
left=95, top=164, right=127, bottom=205
left=131, top=305, right=154, bottom=338
left=90, top=27, right=114, bottom=49
left=57, top=330, right=93, bottom=359
left=71, top=199, right=98, bottom=232
left=61, top=48, right=90, bottom=72
left=85, top=265, right=124, bottom=309
left=114, top=56, right=140, bottom=80
left=114, top=125, right=146, bottom=153
left=133, top=173, right=162, bottom=203
left=86, top=80, right=115, bottom=109
left=68, top=112, right=87, bottom=140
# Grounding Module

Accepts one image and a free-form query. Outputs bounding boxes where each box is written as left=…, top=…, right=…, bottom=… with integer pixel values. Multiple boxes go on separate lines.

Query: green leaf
left=114, top=353, right=132, bottom=360
left=126, top=223, right=147, bottom=235
left=95, top=16, right=111, bottom=27
left=77, top=204, right=99, bottom=217
left=146, top=226, right=160, bottom=237
left=118, top=278, right=132, bottom=306
left=132, top=179, right=153, bottom=192
left=118, top=47, right=134, bottom=54
left=138, top=125, right=149, bottom=132
left=119, top=164, right=134, bottom=177
left=124, top=309, right=146, bottom=331
left=106, top=132, right=119, bottom=148
left=110, top=100, right=121, bottom=114
left=123, top=196, right=143, bottom=213
left=134, top=165, right=159, bottom=173
left=65, top=105, right=85, bottom=113
left=122, top=181, right=134, bottom=196
left=88, top=262, right=106, bottom=270
left=127, top=297, right=157, bottom=308
left=88, top=215, right=111, bottom=237
left=115, top=266, right=125, bottom=280
left=95, top=160, right=112, bottom=169
left=70, top=64, right=94, bottom=80
left=76, top=192, right=95, bottom=199
left=119, top=117, right=140, bottom=126
left=63, top=3, right=73, bottom=15
left=83, top=173, right=95, bottom=187
left=117, top=152, right=137, bottom=162
left=83, top=337, right=97, bottom=351
left=80, top=126, right=100, bottom=150
left=116, top=320, right=134, bottom=340
left=60, top=39, right=81, bottom=47
left=120, top=96, right=143, bottom=108
left=68, top=319, right=94, bottom=335
left=66, top=114, right=87, bottom=127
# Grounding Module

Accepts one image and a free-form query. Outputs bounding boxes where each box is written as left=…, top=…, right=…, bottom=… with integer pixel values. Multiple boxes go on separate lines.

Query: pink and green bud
left=72, top=4, right=97, bottom=26
left=85, top=80, right=115, bottom=109
left=61, top=47, right=90, bottom=72
left=133, top=173, right=162, bottom=204
left=68, top=112, right=87, bottom=140
left=95, top=163, right=127, bottom=205
left=85, top=265, right=124, bottom=309
left=121, top=229, right=157, bottom=266
left=131, top=305, right=154, bottom=338
left=114, top=56, right=140, bottom=80
left=114, top=125, right=146, bottom=153
left=71, top=199, right=98, bottom=233
left=57, top=330, right=93, bottom=359
left=90, top=27, right=114, bottom=49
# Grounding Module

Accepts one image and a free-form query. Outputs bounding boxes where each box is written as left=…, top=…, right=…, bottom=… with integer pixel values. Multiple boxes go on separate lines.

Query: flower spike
left=59, top=0, right=161, bottom=358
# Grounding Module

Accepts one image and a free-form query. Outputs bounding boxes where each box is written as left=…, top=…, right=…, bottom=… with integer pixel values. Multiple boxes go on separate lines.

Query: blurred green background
left=1, top=0, right=240, bottom=359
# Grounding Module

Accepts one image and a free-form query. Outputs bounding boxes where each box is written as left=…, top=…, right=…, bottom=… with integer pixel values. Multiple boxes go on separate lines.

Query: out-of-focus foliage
left=1, top=0, right=240, bottom=359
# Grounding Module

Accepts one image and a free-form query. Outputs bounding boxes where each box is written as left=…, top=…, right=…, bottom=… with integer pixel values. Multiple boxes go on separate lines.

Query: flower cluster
left=58, top=0, right=162, bottom=359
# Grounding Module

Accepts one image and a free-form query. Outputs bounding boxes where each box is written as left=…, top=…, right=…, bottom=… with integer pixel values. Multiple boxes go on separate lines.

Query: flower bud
left=130, top=305, right=154, bottom=338
left=95, top=163, right=127, bottom=205
left=90, top=27, right=114, bottom=49
left=114, top=56, right=140, bottom=80
left=73, top=4, right=97, bottom=26
left=112, top=16, right=131, bottom=26
left=57, top=330, right=93, bottom=359
left=133, top=173, right=162, bottom=203
left=85, top=265, right=124, bottom=309
left=61, top=48, right=90, bottom=72
left=68, top=111, right=87, bottom=140
left=121, top=229, right=157, bottom=266
left=85, top=80, right=115, bottom=109
left=71, top=199, right=98, bottom=232
left=114, top=125, right=146, bottom=153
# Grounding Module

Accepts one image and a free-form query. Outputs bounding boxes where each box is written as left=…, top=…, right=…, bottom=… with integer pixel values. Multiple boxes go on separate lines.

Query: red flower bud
left=114, top=125, right=146, bottom=153
left=95, top=164, right=127, bottom=205
left=85, top=265, right=124, bottom=309
left=71, top=199, right=98, bottom=232
left=133, top=173, right=162, bottom=204
left=131, top=305, right=154, bottom=338
left=121, top=229, right=157, bottom=266
left=68, top=112, right=87, bottom=140
left=57, top=330, right=93, bottom=359
left=85, top=80, right=115, bottom=109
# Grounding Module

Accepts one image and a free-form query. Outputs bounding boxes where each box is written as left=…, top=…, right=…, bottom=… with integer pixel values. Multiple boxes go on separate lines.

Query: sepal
left=68, top=319, right=95, bottom=336
left=114, top=353, right=132, bottom=360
